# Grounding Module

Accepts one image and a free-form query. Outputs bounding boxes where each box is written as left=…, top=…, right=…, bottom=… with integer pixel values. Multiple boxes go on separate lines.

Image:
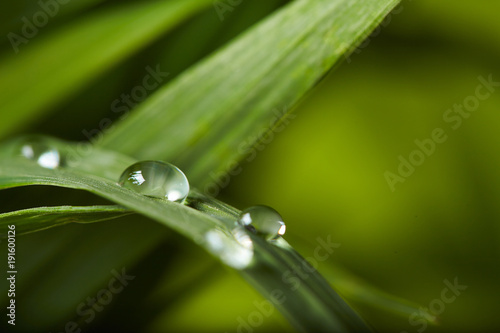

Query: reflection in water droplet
left=205, top=228, right=253, bottom=269
left=19, top=139, right=60, bottom=169
left=238, top=205, right=286, bottom=240
left=118, top=161, right=189, bottom=202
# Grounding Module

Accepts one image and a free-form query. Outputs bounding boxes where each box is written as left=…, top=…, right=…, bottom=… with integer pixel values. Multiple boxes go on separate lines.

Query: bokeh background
left=0, top=0, right=499, bottom=332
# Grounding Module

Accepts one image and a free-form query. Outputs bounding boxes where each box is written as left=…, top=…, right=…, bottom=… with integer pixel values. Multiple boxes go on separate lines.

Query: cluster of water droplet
left=205, top=206, right=286, bottom=269
left=14, top=136, right=287, bottom=264
left=117, top=161, right=288, bottom=240
left=116, top=161, right=287, bottom=269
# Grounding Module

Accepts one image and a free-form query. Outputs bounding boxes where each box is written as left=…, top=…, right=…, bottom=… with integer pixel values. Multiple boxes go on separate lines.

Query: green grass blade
left=0, top=205, right=132, bottom=236
left=0, top=159, right=223, bottom=243
left=0, top=137, right=371, bottom=332
left=242, top=237, right=371, bottom=332
left=99, top=0, right=401, bottom=185
left=0, top=0, right=212, bottom=137
left=189, top=189, right=373, bottom=332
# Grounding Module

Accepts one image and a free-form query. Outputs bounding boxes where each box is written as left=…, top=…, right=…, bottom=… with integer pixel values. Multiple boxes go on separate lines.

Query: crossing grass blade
left=98, top=0, right=401, bottom=186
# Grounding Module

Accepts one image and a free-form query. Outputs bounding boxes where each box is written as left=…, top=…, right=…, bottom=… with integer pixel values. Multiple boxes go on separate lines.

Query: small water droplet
left=205, top=228, right=253, bottom=269
left=238, top=205, right=286, bottom=240
left=118, top=161, right=189, bottom=202
left=18, top=138, right=60, bottom=169
left=231, top=226, right=254, bottom=249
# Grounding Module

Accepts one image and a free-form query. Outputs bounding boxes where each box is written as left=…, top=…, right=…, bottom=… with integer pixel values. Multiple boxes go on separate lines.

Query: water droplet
left=204, top=228, right=253, bottom=269
left=231, top=226, right=254, bottom=249
left=18, top=138, right=60, bottom=169
left=118, top=161, right=189, bottom=202
left=238, top=205, right=286, bottom=240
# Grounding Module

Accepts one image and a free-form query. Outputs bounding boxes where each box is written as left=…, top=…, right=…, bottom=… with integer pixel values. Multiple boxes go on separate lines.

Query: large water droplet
left=118, top=161, right=189, bottom=202
left=18, top=138, right=60, bottom=169
left=238, top=205, right=286, bottom=240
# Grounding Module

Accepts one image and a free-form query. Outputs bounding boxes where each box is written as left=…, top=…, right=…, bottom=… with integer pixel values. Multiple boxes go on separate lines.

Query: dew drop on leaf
left=204, top=228, right=253, bottom=269
left=118, top=161, right=189, bottom=202
left=18, top=138, right=60, bottom=169
left=238, top=205, right=286, bottom=240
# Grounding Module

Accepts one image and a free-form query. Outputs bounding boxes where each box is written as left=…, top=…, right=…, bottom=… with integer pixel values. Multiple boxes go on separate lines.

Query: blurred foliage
left=0, top=0, right=499, bottom=332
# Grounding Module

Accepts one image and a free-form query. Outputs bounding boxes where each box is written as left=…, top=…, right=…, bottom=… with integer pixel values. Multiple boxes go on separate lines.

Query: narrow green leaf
left=0, top=158, right=223, bottom=243
left=0, top=205, right=132, bottom=237
left=0, top=139, right=371, bottom=332
left=99, top=0, right=401, bottom=186
left=181, top=190, right=373, bottom=332
left=0, top=0, right=212, bottom=137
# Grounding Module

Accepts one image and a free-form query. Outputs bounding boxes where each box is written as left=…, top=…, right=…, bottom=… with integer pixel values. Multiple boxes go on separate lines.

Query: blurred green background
left=0, top=0, right=499, bottom=332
